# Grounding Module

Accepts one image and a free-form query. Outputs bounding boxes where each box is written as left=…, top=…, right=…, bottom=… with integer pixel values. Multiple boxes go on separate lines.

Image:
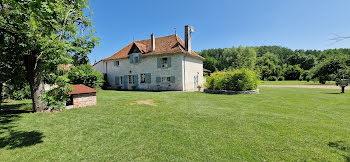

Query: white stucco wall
left=106, top=53, right=184, bottom=91
left=92, top=61, right=106, bottom=74
left=182, top=55, right=204, bottom=91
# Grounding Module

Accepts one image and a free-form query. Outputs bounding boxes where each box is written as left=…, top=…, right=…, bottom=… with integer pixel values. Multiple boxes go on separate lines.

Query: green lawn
left=1, top=88, right=350, bottom=161
left=261, top=80, right=336, bottom=85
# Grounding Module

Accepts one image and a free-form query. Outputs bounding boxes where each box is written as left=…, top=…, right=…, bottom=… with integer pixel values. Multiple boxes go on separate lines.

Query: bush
left=267, top=76, right=278, bottom=81
left=4, top=84, right=31, bottom=100
left=206, top=69, right=260, bottom=91
left=67, top=65, right=104, bottom=89
left=278, top=76, right=285, bottom=81
left=305, top=76, right=311, bottom=82
left=283, top=65, right=304, bottom=80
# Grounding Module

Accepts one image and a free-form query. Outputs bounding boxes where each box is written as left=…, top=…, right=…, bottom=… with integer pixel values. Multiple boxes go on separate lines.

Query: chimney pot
left=151, top=33, right=155, bottom=52
left=185, top=25, right=191, bottom=53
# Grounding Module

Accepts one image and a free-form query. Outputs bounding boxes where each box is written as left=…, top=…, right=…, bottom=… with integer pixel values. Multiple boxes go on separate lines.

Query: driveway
left=260, top=85, right=349, bottom=89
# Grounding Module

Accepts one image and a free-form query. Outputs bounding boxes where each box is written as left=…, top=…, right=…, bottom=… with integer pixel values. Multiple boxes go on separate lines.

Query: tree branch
left=330, top=33, right=350, bottom=44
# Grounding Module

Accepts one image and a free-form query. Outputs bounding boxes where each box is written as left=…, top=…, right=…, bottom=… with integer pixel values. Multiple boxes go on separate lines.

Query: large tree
left=0, top=0, right=98, bottom=112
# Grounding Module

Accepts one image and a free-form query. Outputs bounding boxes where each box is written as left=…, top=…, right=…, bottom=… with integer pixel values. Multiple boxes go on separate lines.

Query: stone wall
left=72, top=93, right=97, bottom=108
left=105, top=53, right=184, bottom=91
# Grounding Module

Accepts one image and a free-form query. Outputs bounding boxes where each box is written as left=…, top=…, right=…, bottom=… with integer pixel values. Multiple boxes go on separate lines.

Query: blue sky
left=88, top=0, right=350, bottom=63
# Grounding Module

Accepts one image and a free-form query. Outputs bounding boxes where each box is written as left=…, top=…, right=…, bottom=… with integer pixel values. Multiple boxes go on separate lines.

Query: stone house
left=93, top=25, right=205, bottom=91
left=67, top=84, right=97, bottom=108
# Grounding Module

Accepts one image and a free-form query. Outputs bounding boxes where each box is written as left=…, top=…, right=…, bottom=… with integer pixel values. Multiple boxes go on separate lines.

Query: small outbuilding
left=67, top=84, right=97, bottom=108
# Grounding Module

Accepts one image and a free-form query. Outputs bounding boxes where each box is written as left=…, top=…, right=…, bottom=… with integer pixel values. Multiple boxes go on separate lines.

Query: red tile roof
left=103, top=34, right=204, bottom=61
left=70, top=84, right=98, bottom=95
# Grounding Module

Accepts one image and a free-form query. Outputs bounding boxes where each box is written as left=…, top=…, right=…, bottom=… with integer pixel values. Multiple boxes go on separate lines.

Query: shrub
left=4, top=84, right=31, bottom=100
left=278, top=76, right=285, bottom=81
left=206, top=69, right=260, bottom=91
left=67, top=65, right=104, bottom=89
left=283, top=65, right=304, bottom=80
left=267, top=76, right=278, bottom=81
left=305, top=76, right=311, bottom=82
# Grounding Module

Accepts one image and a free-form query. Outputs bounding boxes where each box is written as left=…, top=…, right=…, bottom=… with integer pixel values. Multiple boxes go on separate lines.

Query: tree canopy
left=0, top=0, right=98, bottom=111
left=199, top=46, right=350, bottom=83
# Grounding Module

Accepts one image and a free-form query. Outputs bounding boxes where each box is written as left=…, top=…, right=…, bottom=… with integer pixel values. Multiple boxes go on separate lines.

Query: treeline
left=199, top=46, right=350, bottom=83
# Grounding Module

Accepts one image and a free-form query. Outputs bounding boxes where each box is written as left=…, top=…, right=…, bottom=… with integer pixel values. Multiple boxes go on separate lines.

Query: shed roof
left=70, top=84, right=98, bottom=95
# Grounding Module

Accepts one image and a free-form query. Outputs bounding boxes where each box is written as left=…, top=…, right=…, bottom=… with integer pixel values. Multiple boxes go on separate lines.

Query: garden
left=1, top=87, right=350, bottom=161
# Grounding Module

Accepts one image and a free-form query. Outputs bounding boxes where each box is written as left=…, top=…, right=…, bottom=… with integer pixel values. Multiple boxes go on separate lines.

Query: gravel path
left=260, top=85, right=349, bottom=89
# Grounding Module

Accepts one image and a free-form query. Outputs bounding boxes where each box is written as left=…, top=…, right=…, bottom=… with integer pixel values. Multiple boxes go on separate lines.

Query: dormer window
left=161, top=57, right=168, bottom=68
left=134, top=56, right=139, bottom=63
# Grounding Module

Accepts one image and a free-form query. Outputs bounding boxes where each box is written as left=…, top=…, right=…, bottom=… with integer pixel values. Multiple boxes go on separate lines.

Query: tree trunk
left=24, top=55, right=46, bottom=112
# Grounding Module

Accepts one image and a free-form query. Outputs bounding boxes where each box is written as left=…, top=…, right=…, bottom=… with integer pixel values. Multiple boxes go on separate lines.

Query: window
left=134, top=56, right=139, bottom=63
left=140, top=74, right=146, bottom=83
left=161, top=57, right=168, bottom=68
left=162, top=77, right=171, bottom=83
left=120, top=76, right=124, bottom=84
left=128, top=75, right=135, bottom=84
left=114, top=61, right=119, bottom=66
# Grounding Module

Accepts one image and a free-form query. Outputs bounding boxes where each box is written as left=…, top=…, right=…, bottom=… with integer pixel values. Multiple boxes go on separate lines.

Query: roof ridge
left=135, top=34, right=176, bottom=42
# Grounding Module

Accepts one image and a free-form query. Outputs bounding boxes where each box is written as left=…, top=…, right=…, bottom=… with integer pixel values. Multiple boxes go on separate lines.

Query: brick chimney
left=185, top=25, right=191, bottom=53
left=151, top=33, right=155, bottom=52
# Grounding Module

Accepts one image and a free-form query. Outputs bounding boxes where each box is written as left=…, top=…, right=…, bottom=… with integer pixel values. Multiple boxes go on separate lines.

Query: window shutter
left=130, top=55, right=134, bottom=63
left=115, top=76, right=120, bottom=85
left=156, top=77, right=161, bottom=83
left=167, top=56, right=171, bottom=68
left=157, top=58, right=161, bottom=68
left=146, top=73, right=151, bottom=83
left=124, top=75, right=128, bottom=89
left=170, top=76, right=175, bottom=83
left=134, top=74, right=139, bottom=88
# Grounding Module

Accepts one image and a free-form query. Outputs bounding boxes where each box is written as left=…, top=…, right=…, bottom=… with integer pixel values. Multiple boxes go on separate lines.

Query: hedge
left=206, top=69, right=260, bottom=91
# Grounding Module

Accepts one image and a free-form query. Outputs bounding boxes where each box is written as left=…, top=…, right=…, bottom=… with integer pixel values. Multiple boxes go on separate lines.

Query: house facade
left=93, top=26, right=204, bottom=91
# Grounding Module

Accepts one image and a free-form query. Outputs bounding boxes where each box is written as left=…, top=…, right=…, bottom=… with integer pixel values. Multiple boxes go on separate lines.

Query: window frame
left=162, top=76, right=171, bottom=83
left=134, top=56, right=139, bottom=64
left=140, top=73, right=146, bottom=83
left=128, top=75, right=135, bottom=84
left=114, top=61, right=120, bottom=66
left=161, top=57, right=168, bottom=68
left=120, top=76, right=124, bottom=85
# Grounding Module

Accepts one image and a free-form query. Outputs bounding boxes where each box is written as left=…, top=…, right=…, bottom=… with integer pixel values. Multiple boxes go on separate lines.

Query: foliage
left=0, top=0, right=98, bottom=111
left=310, top=56, right=348, bottom=84
left=278, top=76, right=285, bottom=81
left=199, top=46, right=350, bottom=83
left=67, top=65, right=104, bottom=89
left=7, top=85, right=31, bottom=100
left=267, top=76, right=278, bottom=81
left=200, top=46, right=256, bottom=71
left=283, top=65, right=304, bottom=80
left=206, top=69, right=260, bottom=91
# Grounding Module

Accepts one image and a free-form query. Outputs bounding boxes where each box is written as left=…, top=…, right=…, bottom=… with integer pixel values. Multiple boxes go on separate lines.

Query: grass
left=1, top=87, right=350, bottom=161
left=1, top=99, right=32, bottom=111
left=261, top=80, right=336, bottom=85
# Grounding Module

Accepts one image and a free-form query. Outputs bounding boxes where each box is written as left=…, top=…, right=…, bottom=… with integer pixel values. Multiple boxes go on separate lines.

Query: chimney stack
left=151, top=33, right=155, bottom=52
left=185, top=25, right=191, bottom=53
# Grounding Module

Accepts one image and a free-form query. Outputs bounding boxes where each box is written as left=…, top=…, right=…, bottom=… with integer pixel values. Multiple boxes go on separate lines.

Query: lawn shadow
left=328, top=141, right=350, bottom=161
left=0, top=103, right=32, bottom=111
left=0, top=112, right=43, bottom=150
left=0, top=130, right=43, bottom=149
left=325, top=92, right=342, bottom=95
